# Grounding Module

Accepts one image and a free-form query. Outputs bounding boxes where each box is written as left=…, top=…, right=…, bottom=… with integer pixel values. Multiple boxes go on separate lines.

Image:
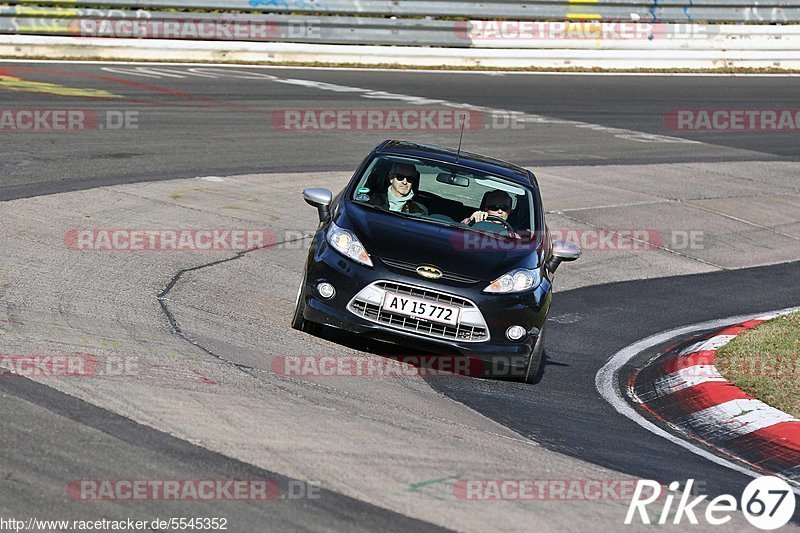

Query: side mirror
left=546, top=240, right=581, bottom=273
left=303, top=188, right=333, bottom=223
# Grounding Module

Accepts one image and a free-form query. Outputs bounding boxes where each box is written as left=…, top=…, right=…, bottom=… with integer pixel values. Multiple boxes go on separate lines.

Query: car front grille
left=379, top=258, right=481, bottom=285
left=347, top=281, right=489, bottom=343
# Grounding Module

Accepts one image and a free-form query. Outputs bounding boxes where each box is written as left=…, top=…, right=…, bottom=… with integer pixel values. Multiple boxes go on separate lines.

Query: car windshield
left=351, top=155, right=536, bottom=239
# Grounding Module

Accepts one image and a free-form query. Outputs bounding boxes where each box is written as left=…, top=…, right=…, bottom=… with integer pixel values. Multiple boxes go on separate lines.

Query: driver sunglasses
left=486, top=204, right=511, bottom=213
left=392, top=173, right=418, bottom=184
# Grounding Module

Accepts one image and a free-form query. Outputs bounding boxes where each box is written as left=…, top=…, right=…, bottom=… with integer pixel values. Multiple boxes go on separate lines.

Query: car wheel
left=291, top=280, right=321, bottom=335
left=522, top=323, right=546, bottom=384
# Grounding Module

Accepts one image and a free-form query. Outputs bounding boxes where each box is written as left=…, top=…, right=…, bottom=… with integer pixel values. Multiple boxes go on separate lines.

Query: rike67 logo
left=626, top=477, right=796, bottom=530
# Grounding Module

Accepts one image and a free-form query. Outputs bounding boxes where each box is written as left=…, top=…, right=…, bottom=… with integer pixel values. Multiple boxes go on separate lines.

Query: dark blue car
left=292, top=140, right=580, bottom=383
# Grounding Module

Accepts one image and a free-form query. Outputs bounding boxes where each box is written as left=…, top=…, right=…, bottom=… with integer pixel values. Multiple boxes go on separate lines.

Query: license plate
left=381, top=292, right=460, bottom=326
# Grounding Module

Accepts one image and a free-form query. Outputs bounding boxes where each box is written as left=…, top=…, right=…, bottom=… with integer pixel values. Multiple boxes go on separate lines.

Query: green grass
left=716, top=312, right=800, bottom=418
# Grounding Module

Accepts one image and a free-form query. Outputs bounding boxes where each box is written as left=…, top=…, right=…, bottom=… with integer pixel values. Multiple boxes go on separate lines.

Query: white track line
left=595, top=305, right=800, bottom=495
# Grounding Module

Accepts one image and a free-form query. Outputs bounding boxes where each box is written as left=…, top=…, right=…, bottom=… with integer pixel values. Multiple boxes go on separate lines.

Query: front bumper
left=300, top=237, right=551, bottom=365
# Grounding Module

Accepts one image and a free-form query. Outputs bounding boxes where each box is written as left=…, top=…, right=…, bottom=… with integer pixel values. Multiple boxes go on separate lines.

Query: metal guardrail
left=7, top=0, right=800, bottom=20
left=1, top=0, right=799, bottom=48
left=0, top=9, right=468, bottom=46
left=5, top=33, right=800, bottom=69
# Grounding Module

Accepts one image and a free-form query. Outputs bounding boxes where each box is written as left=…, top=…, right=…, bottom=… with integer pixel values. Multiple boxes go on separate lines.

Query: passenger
left=463, top=189, right=512, bottom=225
left=369, top=162, right=428, bottom=215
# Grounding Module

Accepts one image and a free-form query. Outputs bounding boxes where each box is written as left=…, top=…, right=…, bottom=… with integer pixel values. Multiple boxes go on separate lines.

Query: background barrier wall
left=2, top=0, right=799, bottom=45
left=2, top=0, right=799, bottom=68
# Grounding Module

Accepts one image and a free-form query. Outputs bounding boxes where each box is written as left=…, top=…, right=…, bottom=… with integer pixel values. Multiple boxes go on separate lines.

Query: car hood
left=339, top=203, right=541, bottom=282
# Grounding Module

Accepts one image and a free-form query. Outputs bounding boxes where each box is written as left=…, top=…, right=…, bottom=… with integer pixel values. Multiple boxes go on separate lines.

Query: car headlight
left=326, top=222, right=373, bottom=267
left=484, top=268, right=541, bottom=294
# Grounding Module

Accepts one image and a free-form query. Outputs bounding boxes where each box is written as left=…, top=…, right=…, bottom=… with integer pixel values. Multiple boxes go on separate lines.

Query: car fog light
left=317, top=282, right=335, bottom=299
left=506, top=325, right=526, bottom=341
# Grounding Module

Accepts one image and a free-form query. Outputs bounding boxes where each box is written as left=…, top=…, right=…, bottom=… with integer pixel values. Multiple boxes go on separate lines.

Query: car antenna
left=455, top=113, right=466, bottom=163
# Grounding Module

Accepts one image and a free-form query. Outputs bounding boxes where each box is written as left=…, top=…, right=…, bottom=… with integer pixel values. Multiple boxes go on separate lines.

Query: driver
left=369, top=162, right=428, bottom=215
left=463, top=189, right=512, bottom=225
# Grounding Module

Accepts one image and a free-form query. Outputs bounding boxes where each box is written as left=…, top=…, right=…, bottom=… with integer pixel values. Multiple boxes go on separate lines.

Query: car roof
left=374, top=140, right=535, bottom=186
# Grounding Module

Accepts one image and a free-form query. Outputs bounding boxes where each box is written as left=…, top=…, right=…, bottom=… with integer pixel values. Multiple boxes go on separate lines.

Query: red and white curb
left=596, top=306, right=800, bottom=494
left=632, top=313, right=800, bottom=484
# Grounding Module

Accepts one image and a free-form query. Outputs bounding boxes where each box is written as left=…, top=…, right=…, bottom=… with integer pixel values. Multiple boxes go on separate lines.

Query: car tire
left=291, top=280, right=321, bottom=335
left=522, top=322, right=546, bottom=384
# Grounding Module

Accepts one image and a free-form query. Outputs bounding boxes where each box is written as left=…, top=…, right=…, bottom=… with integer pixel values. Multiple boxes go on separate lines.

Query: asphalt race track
left=1, top=61, right=799, bottom=531
left=3, top=63, right=800, bottom=200
left=430, top=263, right=800, bottom=504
